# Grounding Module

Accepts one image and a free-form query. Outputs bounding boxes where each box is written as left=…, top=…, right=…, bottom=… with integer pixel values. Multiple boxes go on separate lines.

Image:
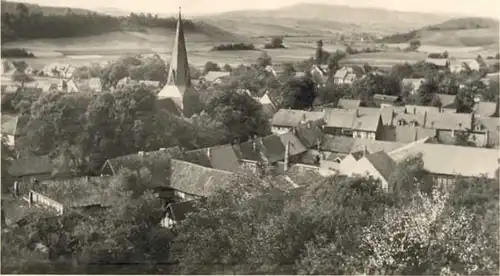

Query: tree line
left=1, top=2, right=196, bottom=44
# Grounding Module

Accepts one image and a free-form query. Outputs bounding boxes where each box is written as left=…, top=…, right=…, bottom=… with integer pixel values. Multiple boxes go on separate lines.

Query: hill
left=202, top=3, right=456, bottom=35
left=379, top=17, right=500, bottom=47
left=1, top=1, right=243, bottom=45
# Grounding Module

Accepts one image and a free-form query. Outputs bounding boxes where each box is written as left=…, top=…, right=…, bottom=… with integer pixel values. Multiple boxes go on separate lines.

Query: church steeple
left=166, top=7, right=191, bottom=86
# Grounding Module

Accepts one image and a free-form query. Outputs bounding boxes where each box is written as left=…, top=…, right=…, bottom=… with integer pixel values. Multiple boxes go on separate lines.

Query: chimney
left=356, top=109, right=360, bottom=117
left=252, top=140, right=257, bottom=151
left=363, top=145, right=368, bottom=157
left=284, top=141, right=290, bottom=172
left=206, top=147, right=211, bottom=159
left=413, top=107, right=416, bottom=115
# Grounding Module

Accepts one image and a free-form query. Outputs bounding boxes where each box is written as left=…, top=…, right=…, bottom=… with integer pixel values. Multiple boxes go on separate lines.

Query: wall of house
left=320, top=160, right=340, bottom=172
left=3, top=134, right=15, bottom=147
left=352, top=130, right=376, bottom=140
left=29, top=191, right=64, bottom=215
left=339, top=155, right=358, bottom=173
left=271, top=126, right=292, bottom=135
left=16, top=173, right=53, bottom=185
left=160, top=215, right=176, bottom=228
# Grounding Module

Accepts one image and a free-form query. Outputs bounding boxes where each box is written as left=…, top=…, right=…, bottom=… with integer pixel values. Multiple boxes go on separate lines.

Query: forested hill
left=0, top=1, right=198, bottom=44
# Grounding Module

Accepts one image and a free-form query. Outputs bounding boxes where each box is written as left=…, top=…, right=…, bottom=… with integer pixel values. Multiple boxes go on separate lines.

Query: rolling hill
left=201, top=3, right=457, bottom=35
left=379, top=17, right=500, bottom=47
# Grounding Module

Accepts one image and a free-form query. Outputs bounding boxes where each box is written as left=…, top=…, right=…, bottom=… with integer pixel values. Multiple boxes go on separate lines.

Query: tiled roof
left=272, top=109, right=324, bottom=127
left=324, top=107, right=381, bottom=132
left=364, top=151, right=397, bottom=182
left=167, top=200, right=199, bottom=221
left=476, top=101, right=497, bottom=117
left=334, top=68, right=349, bottom=79
left=352, top=108, right=382, bottom=132
left=102, top=146, right=184, bottom=188
left=320, top=136, right=356, bottom=153
left=373, top=94, right=400, bottom=103
left=278, top=131, right=307, bottom=156
left=405, top=105, right=440, bottom=115
left=389, top=143, right=499, bottom=178
left=425, top=112, right=471, bottom=130
left=392, top=111, right=427, bottom=127
left=351, top=139, right=406, bottom=154
left=380, top=106, right=405, bottom=126
left=34, top=176, right=114, bottom=207
left=184, top=144, right=241, bottom=173
left=261, top=103, right=277, bottom=118
left=324, top=108, right=356, bottom=129
left=295, top=123, right=324, bottom=149
left=262, top=134, right=287, bottom=163
left=8, top=155, right=57, bottom=177
left=478, top=117, right=500, bottom=147
left=436, top=93, right=456, bottom=108
left=392, top=126, right=437, bottom=143
left=337, top=99, right=361, bottom=109
left=156, top=97, right=183, bottom=116
left=169, top=159, right=235, bottom=197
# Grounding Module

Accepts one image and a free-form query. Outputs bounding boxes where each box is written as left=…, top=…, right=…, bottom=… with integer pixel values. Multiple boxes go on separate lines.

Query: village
left=1, top=5, right=500, bottom=275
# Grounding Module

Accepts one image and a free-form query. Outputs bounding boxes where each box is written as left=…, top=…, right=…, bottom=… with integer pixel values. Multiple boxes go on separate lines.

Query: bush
left=264, top=37, right=286, bottom=49
left=211, top=43, right=256, bottom=51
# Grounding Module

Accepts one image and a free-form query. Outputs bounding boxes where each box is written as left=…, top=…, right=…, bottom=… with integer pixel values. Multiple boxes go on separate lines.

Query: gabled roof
left=476, top=101, right=497, bottom=117
left=351, top=139, right=406, bottom=154
left=272, top=109, right=324, bottom=128
left=381, top=106, right=405, bottom=126
left=295, top=122, right=324, bottom=149
left=8, top=155, right=56, bottom=177
left=393, top=111, right=427, bottom=127
left=337, top=98, right=361, bottom=109
left=166, top=10, right=191, bottom=87
left=352, top=108, right=382, bottom=132
left=364, top=151, right=396, bottom=182
left=156, top=97, right=183, bottom=117
left=203, top=71, right=231, bottom=82
left=436, top=93, right=456, bottom=108
left=34, top=176, right=114, bottom=208
left=334, top=68, right=349, bottom=79
left=320, top=136, right=356, bottom=153
left=158, top=85, right=185, bottom=99
left=324, top=108, right=356, bottom=129
left=278, top=131, right=307, bottom=156
left=392, top=126, right=436, bottom=143
left=373, top=94, right=400, bottom=104
left=169, top=159, right=234, bottom=197
left=166, top=200, right=199, bottom=221
left=477, top=117, right=499, bottom=147
left=261, top=134, right=287, bottom=163
left=101, top=146, right=184, bottom=188
left=184, top=144, right=240, bottom=173
left=405, top=105, right=440, bottom=115
left=261, top=103, right=277, bottom=118
left=389, top=143, right=499, bottom=178
left=425, top=112, right=471, bottom=130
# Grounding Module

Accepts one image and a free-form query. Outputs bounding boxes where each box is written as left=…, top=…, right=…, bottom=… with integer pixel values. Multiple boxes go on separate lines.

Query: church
left=157, top=9, right=201, bottom=117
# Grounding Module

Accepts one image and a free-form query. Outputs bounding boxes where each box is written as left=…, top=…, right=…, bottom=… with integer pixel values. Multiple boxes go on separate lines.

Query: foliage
left=280, top=75, right=316, bottom=109
left=1, top=48, right=34, bottom=57
left=378, top=30, right=418, bottom=43
left=351, top=72, right=401, bottom=106
left=211, top=43, right=256, bottom=51
left=203, top=61, right=221, bottom=74
left=205, top=90, right=271, bottom=143
left=256, top=51, right=272, bottom=68
left=264, top=36, right=286, bottom=49
left=408, top=39, right=421, bottom=51
left=415, top=77, right=442, bottom=107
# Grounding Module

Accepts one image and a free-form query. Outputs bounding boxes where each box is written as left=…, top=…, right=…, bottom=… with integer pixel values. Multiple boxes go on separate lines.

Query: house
left=56, top=79, right=79, bottom=93
left=202, top=71, right=231, bottom=84
left=28, top=176, right=114, bottom=215
left=310, top=65, right=328, bottom=88
left=155, top=97, right=183, bottom=116
left=8, top=155, right=72, bottom=185
left=425, top=58, right=449, bottom=69
left=344, top=73, right=357, bottom=85
left=449, top=60, right=466, bottom=73
left=157, top=11, right=200, bottom=118
left=259, top=91, right=279, bottom=118
left=233, top=134, right=286, bottom=172
left=341, top=151, right=397, bottom=191
left=100, top=146, right=185, bottom=188
left=277, top=131, right=308, bottom=160
left=405, top=104, right=440, bottom=116
left=184, top=144, right=241, bottom=173
left=389, top=143, right=499, bottom=187
left=169, top=159, right=235, bottom=198
left=333, top=67, right=349, bottom=84
left=271, top=109, right=325, bottom=134
left=424, top=112, right=475, bottom=143
left=337, top=98, right=361, bottom=109
left=320, top=136, right=357, bottom=159
left=323, top=107, right=383, bottom=140
left=161, top=200, right=199, bottom=228
left=373, top=94, right=401, bottom=107
left=338, top=150, right=366, bottom=174
left=390, top=109, right=427, bottom=127
left=1, top=114, right=29, bottom=148
left=401, top=78, right=425, bottom=95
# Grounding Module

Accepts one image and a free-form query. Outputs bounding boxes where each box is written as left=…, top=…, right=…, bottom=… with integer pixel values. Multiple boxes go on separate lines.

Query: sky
left=9, top=0, right=500, bottom=18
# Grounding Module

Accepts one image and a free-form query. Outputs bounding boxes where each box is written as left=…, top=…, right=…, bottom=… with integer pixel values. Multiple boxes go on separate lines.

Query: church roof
left=166, top=9, right=191, bottom=87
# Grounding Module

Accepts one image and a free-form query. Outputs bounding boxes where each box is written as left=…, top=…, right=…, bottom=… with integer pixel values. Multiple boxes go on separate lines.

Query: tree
left=11, top=70, right=33, bottom=88
left=256, top=52, right=272, bottom=68
left=222, top=64, right=232, bottom=72
left=415, top=78, right=441, bottom=106
left=409, top=39, right=421, bottom=51
left=203, top=61, right=221, bottom=74
left=205, top=90, right=271, bottom=142
left=264, top=36, right=285, bottom=49
left=280, top=75, right=316, bottom=110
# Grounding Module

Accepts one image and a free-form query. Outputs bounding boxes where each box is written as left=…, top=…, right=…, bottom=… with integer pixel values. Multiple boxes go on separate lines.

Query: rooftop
left=272, top=109, right=325, bottom=127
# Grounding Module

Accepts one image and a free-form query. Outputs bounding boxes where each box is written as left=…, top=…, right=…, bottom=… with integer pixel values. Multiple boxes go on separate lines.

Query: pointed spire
left=166, top=6, right=191, bottom=87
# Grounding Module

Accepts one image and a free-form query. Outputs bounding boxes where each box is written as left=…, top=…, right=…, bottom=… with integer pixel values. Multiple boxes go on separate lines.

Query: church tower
left=158, top=8, right=199, bottom=117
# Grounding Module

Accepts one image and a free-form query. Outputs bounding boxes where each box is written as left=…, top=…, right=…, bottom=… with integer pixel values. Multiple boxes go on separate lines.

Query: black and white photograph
left=0, top=0, right=499, bottom=274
